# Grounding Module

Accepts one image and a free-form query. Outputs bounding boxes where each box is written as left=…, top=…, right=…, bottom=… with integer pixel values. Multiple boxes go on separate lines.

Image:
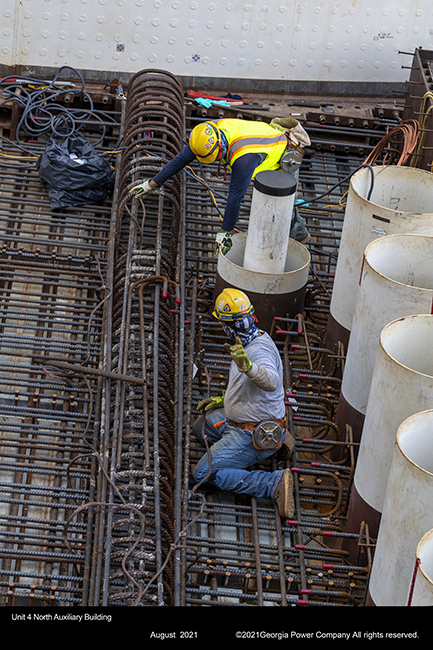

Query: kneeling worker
left=131, top=117, right=310, bottom=253
left=191, top=288, right=294, bottom=519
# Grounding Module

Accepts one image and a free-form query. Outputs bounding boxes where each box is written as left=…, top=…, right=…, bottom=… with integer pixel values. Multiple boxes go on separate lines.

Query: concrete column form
left=410, top=529, right=433, bottom=606
left=337, top=233, right=433, bottom=445
left=346, top=314, right=433, bottom=545
left=326, top=165, right=433, bottom=354
left=367, top=410, right=433, bottom=607
left=215, top=231, right=310, bottom=333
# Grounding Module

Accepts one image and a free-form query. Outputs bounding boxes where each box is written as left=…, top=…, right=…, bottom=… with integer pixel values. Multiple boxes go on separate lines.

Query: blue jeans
left=191, top=408, right=284, bottom=499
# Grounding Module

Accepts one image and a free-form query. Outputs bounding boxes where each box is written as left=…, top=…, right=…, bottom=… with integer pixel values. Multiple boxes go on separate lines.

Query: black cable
left=0, top=66, right=121, bottom=148
left=295, top=163, right=375, bottom=207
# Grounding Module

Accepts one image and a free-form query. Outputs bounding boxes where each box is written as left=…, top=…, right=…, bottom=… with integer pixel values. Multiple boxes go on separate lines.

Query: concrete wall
left=1, top=0, right=432, bottom=91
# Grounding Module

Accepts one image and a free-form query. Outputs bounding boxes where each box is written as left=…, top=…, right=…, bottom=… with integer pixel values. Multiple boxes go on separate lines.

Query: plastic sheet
left=38, top=136, right=115, bottom=210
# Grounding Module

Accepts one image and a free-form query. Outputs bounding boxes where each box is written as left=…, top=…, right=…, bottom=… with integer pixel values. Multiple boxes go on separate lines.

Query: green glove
left=224, top=337, right=253, bottom=373
left=197, top=392, right=225, bottom=414
left=214, top=231, right=233, bottom=255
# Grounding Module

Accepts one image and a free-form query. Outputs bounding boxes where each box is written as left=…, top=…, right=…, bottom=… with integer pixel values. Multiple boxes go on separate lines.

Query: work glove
left=214, top=231, right=233, bottom=255
left=271, top=117, right=300, bottom=132
left=224, top=337, right=253, bottom=373
left=130, top=179, right=157, bottom=197
left=289, top=123, right=311, bottom=148
left=271, top=117, right=311, bottom=148
left=197, top=392, right=225, bottom=414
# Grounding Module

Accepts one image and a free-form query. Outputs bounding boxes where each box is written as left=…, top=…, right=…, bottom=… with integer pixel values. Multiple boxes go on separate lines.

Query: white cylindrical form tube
left=337, top=234, right=433, bottom=443
left=411, top=529, right=433, bottom=606
left=243, top=170, right=297, bottom=274
left=367, top=410, right=433, bottom=607
left=215, top=231, right=310, bottom=333
left=327, top=165, right=433, bottom=352
left=347, top=315, right=433, bottom=540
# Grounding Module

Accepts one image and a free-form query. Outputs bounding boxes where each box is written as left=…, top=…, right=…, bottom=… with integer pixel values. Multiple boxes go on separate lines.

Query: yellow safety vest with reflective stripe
left=214, top=118, right=288, bottom=178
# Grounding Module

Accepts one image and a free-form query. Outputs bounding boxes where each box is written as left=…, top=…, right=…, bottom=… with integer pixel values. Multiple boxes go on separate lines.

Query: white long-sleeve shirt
left=223, top=332, right=285, bottom=424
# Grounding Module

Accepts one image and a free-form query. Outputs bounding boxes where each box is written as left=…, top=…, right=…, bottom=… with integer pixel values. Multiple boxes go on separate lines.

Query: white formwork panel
left=2, top=0, right=433, bottom=83
left=1, top=2, right=20, bottom=68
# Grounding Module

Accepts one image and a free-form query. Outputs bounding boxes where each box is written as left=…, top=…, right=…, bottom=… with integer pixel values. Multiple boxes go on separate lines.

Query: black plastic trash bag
left=38, top=136, right=115, bottom=210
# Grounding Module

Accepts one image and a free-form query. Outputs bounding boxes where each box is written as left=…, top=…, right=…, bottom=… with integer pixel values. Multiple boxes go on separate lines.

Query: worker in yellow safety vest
left=131, top=117, right=311, bottom=253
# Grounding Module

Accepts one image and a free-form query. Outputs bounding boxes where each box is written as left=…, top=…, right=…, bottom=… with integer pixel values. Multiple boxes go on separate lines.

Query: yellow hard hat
left=212, top=288, right=254, bottom=321
left=189, top=122, right=222, bottom=164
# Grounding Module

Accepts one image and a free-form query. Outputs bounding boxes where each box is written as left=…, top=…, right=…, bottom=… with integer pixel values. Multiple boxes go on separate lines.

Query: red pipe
left=407, top=557, right=420, bottom=606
